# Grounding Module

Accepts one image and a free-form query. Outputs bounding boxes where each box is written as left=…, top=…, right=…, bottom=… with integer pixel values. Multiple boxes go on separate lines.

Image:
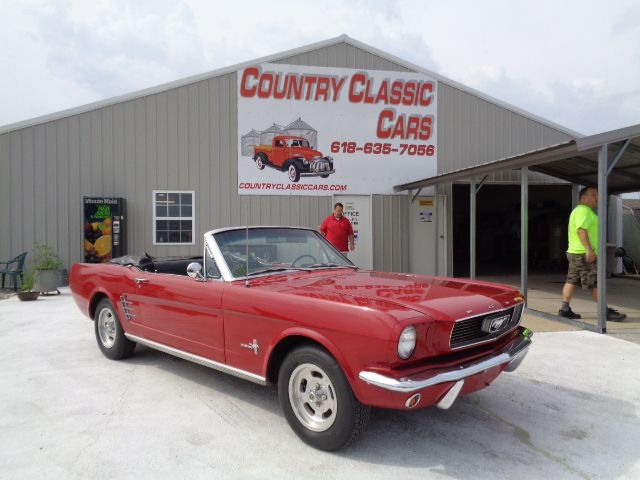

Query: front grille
left=450, top=303, right=524, bottom=349
left=310, top=159, right=330, bottom=172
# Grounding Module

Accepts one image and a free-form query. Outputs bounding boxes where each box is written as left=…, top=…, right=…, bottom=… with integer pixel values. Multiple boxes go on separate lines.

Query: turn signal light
left=405, top=393, right=421, bottom=409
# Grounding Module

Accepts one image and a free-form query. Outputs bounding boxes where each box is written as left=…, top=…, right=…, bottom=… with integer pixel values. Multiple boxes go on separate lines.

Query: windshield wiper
left=308, top=263, right=358, bottom=269
left=246, top=266, right=311, bottom=277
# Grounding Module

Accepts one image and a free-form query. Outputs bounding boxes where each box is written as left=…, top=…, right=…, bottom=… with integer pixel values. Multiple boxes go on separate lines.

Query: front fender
left=263, top=325, right=393, bottom=404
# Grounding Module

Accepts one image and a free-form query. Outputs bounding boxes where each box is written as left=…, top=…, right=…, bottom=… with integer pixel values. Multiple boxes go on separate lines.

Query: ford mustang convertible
left=70, top=226, right=532, bottom=450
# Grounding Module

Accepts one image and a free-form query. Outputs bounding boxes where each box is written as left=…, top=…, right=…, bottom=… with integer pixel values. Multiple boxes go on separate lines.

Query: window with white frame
left=153, top=191, right=195, bottom=245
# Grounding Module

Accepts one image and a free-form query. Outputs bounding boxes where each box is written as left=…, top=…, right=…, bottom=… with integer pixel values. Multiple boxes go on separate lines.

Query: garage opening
left=452, top=184, right=572, bottom=277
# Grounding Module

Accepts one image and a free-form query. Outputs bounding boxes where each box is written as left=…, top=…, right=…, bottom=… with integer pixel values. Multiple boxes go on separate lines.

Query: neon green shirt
left=567, top=204, right=598, bottom=255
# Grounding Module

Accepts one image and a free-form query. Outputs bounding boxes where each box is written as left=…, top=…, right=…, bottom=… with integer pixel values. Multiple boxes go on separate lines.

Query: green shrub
left=32, top=242, right=63, bottom=270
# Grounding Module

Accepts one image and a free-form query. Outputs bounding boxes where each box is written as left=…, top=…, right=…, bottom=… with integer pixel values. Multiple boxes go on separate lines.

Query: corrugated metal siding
left=372, top=195, right=410, bottom=272
left=0, top=41, right=576, bottom=271
left=275, top=43, right=411, bottom=72
left=0, top=43, right=408, bottom=268
left=437, top=83, right=573, bottom=181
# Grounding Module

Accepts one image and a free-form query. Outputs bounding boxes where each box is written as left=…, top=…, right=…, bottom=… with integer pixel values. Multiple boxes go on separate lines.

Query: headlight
left=397, top=326, right=417, bottom=359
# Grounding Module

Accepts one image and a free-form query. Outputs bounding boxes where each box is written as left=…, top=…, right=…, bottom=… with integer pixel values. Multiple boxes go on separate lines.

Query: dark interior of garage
left=452, top=184, right=572, bottom=277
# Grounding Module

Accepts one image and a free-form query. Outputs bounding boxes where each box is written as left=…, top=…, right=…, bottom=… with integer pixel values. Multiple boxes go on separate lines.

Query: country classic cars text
left=239, top=66, right=435, bottom=140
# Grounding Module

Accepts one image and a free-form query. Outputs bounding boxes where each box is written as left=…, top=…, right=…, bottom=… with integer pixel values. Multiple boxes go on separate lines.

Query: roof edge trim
left=394, top=140, right=578, bottom=191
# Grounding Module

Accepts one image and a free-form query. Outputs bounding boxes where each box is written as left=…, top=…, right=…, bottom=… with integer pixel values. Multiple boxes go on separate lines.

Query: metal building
left=0, top=35, right=579, bottom=274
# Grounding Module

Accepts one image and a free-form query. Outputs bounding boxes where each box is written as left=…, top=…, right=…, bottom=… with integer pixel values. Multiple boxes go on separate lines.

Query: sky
left=1, top=0, right=639, bottom=138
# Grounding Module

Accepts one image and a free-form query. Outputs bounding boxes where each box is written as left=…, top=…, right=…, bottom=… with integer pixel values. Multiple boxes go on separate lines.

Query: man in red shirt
left=320, top=203, right=355, bottom=254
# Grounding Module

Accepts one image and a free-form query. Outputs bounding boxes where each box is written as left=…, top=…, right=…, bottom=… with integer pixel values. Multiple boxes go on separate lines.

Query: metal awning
left=395, top=123, right=640, bottom=194
left=394, top=123, right=640, bottom=334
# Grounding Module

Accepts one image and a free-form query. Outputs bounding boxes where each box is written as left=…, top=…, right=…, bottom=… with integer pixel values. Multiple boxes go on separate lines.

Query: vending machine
left=83, top=197, right=126, bottom=263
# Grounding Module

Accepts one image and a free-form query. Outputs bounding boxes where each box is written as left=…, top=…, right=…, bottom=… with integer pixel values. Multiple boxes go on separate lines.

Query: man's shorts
left=566, top=253, right=597, bottom=289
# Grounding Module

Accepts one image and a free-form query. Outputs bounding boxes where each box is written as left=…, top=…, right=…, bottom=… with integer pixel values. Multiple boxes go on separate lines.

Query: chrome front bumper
left=300, top=169, right=336, bottom=177
left=359, top=329, right=533, bottom=395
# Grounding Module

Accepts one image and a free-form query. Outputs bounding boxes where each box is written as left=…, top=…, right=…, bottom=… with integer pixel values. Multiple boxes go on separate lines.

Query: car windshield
left=213, top=228, right=354, bottom=278
left=287, top=139, right=309, bottom=148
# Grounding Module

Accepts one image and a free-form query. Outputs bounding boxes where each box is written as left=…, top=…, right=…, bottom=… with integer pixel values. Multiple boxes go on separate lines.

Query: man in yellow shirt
left=559, top=187, right=626, bottom=321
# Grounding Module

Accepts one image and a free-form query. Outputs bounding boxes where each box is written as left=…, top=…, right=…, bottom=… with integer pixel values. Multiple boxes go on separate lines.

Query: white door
left=409, top=193, right=447, bottom=275
left=333, top=195, right=373, bottom=269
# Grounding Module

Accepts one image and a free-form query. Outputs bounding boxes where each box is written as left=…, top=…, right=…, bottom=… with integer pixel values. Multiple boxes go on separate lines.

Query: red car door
left=127, top=271, right=225, bottom=362
left=273, top=142, right=287, bottom=167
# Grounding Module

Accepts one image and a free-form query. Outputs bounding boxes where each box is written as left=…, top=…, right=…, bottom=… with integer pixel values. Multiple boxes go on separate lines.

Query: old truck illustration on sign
left=253, top=135, right=335, bottom=182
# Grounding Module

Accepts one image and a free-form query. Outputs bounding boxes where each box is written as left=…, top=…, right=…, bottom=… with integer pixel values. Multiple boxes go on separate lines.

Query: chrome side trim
left=124, top=333, right=268, bottom=386
left=119, top=295, right=135, bottom=321
left=359, top=332, right=532, bottom=393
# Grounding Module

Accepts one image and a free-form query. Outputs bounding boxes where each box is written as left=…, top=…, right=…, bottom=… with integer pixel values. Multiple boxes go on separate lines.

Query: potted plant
left=32, top=242, right=67, bottom=294
left=17, top=266, right=39, bottom=301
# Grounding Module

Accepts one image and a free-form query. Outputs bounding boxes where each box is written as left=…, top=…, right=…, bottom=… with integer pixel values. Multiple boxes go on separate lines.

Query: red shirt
left=320, top=214, right=354, bottom=252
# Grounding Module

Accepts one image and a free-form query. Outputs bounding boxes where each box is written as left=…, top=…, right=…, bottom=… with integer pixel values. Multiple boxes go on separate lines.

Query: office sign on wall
left=238, top=63, right=437, bottom=195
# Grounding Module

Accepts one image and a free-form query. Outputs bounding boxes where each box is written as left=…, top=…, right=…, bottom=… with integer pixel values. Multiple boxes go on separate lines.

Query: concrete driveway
left=1, top=290, right=639, bottom=479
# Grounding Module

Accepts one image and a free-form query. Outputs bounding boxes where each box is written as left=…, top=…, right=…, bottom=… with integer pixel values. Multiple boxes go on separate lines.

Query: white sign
left=417, top=197, right=434, bottom=222
left=237, top=63, right=437, bottom=195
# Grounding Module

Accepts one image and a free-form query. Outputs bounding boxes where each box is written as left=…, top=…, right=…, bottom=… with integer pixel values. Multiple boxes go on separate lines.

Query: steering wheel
left=292, top=254, right=317, bottom=267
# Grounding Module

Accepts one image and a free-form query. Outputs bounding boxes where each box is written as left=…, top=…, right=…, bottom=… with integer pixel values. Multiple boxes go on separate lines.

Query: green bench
left=0, top=252, right=27, bottom=291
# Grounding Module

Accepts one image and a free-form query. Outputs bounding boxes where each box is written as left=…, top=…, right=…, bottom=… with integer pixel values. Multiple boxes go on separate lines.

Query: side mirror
left=187, top=262, right=205, bottom=281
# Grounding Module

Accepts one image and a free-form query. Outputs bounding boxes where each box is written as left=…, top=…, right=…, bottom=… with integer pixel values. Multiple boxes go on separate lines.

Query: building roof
left=395, top=123, right=640, bottom=195
left=262, top=124, right=284, bottom=134
left=0, top=35, right=582, bottom=137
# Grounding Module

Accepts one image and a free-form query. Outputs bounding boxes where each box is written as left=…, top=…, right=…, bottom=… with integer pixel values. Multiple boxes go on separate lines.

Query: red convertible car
left=70, top=226, right=532, bottom=451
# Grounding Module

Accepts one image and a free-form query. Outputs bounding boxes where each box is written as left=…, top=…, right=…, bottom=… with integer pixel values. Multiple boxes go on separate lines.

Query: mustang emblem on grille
left=481, top=314, right=510, bottom=333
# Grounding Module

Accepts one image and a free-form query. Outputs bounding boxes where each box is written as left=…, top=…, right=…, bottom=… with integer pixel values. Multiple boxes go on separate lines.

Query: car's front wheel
left=255, top=153, right=266, bottom=170
left=278, top=346, right=370, bottom=450
left=94, top=298, right=136, bottom=360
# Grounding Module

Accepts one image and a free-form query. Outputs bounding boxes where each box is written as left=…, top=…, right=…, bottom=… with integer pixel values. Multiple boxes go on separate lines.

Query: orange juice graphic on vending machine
left=83, top=198, right=126, bottom=263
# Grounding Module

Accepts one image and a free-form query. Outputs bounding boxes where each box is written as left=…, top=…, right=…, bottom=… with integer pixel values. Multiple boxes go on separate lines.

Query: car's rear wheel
left=94, top=298, right=136, bottom=360
left=287, top=163, right=300, bottom=182
left=255, top=153, right=266, bottom=170
left=278, top=346, right=370, bottom=450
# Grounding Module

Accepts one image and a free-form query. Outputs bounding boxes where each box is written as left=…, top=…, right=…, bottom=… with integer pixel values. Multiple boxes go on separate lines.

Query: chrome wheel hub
left=288, top=165, right=296, bottom=181
left=288, top=363, right=337, bottom=432
left=98, top=308, right=116, bottom=348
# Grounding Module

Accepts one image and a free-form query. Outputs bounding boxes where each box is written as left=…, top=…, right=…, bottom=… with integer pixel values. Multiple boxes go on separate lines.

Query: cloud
left=459, top=66, right=640, bottom=135
left=31, top=1, right=208, bottom=97
left=0, top=0, right=638, bottom=137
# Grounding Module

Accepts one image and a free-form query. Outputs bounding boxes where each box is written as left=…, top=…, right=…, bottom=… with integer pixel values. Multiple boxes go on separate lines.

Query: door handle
left=134, top=278, right=150, bottom=285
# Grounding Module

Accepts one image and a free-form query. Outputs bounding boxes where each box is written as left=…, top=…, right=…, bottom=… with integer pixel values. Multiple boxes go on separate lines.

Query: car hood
left=246, top=269, right=522, bottom=322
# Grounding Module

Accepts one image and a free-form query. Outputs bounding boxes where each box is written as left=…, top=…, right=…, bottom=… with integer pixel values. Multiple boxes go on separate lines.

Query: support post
left=597, top=145, right=607, bottom=333
left=470, top=177, right=476, bottom=279
left=521, top=167, right=528, bottom=302
left=434, top=184, right=440, bottom=276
